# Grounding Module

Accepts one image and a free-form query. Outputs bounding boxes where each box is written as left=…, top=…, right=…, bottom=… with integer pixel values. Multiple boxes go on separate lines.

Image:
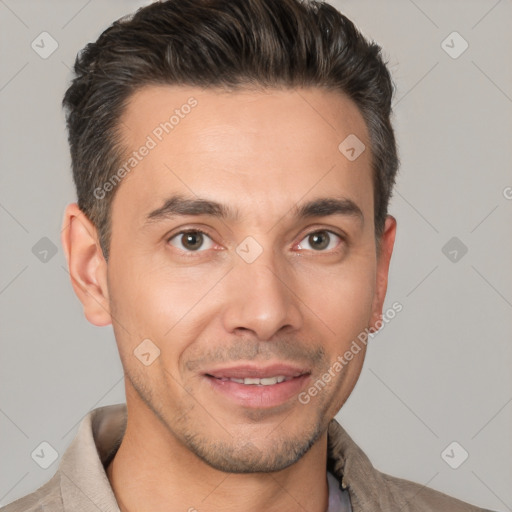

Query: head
left=62, top=0, right=398, bottom=473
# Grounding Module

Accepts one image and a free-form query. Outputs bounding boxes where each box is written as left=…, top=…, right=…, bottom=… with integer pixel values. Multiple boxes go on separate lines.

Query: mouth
left=208, top=375, right=293, bottom=385
left=203, top=364, right=311, bottom=408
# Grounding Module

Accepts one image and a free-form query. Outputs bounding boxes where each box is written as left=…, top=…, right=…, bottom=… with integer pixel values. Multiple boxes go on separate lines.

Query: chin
left=181, top=421, right=326, bottom=474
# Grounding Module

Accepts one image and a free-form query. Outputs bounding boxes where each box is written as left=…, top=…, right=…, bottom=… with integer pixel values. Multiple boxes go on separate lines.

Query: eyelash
left=295, top=230, right=345, bottom=253
left=166, top=228, right=346, bottom=256
left=167, top=228, right=217, bottom=256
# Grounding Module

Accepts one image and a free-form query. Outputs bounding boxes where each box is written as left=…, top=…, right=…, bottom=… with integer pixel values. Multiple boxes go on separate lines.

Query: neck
left=106, top=399, right=330, bottom=512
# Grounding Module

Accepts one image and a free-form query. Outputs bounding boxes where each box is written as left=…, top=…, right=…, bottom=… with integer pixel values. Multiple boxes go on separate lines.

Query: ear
left=61, top=203, right=112, bottom=326
left=369, top=215, right=397, bottom=332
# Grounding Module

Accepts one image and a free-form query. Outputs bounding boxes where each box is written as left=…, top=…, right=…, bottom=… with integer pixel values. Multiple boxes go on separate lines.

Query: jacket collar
left=58, top=404, right=400, bottom=512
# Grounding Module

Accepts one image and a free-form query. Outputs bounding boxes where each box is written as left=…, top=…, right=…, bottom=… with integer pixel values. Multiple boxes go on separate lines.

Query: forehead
left=119, top=85, right=367, bottom=150
left=112, top=85, right=373, bottom=228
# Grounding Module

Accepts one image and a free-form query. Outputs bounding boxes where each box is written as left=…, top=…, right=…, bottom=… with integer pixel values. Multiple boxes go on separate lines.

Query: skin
left=62, top=85, right=396, bottom=512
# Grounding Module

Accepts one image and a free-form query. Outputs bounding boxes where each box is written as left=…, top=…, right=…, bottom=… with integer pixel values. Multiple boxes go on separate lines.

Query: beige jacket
left=1, top=404, right=496, bottom=512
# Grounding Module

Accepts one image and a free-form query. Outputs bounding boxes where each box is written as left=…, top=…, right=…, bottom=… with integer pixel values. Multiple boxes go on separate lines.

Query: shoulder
left=1, top=473, right=63, bottom=512
left=327, top=419, right=497, bottom=511
left=378, top=470, right=497, bottom=512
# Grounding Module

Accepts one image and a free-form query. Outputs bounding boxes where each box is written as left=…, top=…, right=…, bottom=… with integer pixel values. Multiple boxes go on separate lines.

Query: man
left=1, top=0, right=498, bottom=511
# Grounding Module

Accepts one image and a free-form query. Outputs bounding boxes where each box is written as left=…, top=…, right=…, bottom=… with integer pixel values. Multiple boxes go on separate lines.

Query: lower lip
left=205, top=375, right=310, bottom=408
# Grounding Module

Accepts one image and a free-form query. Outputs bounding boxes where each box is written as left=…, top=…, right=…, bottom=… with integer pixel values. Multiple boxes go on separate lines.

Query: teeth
left=260, top=377, right=278, bottom=385
left=227, top=376, right=288, bottom=386
left=244, top=377, right=261, bottom=385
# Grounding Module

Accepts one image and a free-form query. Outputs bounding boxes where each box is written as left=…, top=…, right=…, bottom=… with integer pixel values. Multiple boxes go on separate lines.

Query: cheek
left=293, top=254, right=376, bottom=342
left=107, top=254, right=224, bottom=365
left=107, top=257, right=178, bottom=345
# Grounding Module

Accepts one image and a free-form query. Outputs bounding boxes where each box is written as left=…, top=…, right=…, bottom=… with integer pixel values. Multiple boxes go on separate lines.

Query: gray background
left=1, top=0, right=511, bottom=509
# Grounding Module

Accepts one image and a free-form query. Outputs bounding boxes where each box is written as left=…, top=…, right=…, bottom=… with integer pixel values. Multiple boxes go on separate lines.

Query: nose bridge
left=221, top=244, right=303, bottom=340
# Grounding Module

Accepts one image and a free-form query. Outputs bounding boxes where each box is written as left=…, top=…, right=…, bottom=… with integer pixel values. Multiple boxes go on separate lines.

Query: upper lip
left=204, top=364, right=310, bottom=379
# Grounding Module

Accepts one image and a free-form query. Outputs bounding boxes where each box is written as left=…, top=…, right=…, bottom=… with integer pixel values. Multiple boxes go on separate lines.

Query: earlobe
left=369, top=215, right=397, bottom=332
left=61, top=203, right=112, bottom=327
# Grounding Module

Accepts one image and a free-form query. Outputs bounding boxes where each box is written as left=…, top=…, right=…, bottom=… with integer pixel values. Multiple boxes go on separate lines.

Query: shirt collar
left=59, top=404, right=126, bottom=512
left=57, top=404, right=377, bottom=512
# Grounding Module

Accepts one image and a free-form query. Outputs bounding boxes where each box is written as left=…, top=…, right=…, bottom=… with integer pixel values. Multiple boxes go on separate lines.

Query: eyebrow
left=146, top=195, right=238, bottom=223
left=292, top=197, right=363, bottom=222
left=145, top=194, right=363, bottom=225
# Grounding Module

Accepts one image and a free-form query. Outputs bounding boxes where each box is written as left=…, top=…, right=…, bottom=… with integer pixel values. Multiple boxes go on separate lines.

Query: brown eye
left=169, top=230, right=214, bottom=252
left=297, top=230, right=341, bottom=252
left=182, top=232, right=203, bottom=250
left=308, top=231, right=330, bottom=250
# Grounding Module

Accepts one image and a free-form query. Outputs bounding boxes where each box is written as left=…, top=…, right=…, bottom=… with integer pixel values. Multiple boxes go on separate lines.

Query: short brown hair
left=62, top=0, right=398, bottom=258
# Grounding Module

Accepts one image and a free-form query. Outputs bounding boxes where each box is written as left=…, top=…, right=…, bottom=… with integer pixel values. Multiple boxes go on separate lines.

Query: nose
left=220, top=253, right=303, bottom=341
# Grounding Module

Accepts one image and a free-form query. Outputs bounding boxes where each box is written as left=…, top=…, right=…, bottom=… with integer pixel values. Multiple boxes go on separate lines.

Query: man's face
left=99, top=86, right=394, bottom=472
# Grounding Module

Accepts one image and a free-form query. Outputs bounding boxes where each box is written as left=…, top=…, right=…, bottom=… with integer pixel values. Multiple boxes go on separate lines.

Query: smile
left=208, top=375, right=291, bottom=385
left=203, top=365, right=311, bottom=408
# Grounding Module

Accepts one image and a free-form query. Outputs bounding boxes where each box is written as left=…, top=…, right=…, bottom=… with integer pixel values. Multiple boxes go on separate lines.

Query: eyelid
left=294, top=228, right=346, bottom=252
left=167, top=227, right=219, bottom=254
left=166, top=225, right=217, bottom=242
